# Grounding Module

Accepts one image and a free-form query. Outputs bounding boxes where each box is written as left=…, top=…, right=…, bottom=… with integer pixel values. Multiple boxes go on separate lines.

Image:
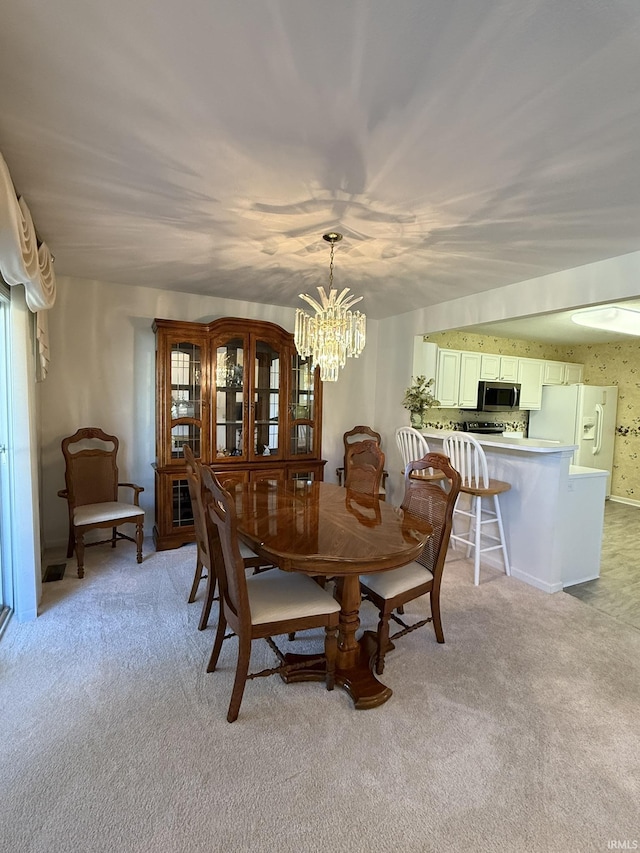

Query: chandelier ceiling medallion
left=294, top=232, right=366, bottom=382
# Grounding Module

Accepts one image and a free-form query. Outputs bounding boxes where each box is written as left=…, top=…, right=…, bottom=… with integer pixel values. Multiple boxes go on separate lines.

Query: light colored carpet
left=1, top=542, right=639, bottom=853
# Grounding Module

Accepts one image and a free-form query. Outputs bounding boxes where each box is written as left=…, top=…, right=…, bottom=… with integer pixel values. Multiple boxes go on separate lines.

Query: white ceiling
left=1, top=1, right=640, bottom=322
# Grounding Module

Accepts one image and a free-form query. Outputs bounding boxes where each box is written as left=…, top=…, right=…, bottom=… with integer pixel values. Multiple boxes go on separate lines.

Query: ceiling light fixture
left=570, top=305, right=640, bottom=336
left=294, top=232, right=366, bottom=382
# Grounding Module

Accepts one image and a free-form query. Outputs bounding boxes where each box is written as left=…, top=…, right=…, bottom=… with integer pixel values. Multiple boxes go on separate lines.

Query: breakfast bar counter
left=421, top=430, right=607, bottom=592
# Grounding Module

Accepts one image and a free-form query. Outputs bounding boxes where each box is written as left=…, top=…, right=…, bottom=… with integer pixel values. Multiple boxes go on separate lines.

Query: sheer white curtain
left=0, top=150, right=55, bottom=379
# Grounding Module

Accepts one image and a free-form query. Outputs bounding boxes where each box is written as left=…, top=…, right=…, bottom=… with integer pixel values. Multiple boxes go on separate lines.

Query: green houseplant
left=402, top=375, right=439, bottom=428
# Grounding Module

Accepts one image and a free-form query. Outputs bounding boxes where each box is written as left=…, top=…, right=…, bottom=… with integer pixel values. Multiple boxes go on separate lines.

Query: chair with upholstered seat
left=200, top=465, right=340, bottom=722
left=58, top=427, right=144, bottom=578
left=442, top=431, right=511, bottom=586
left=184, top=444, right=273, bottom=630
left=336, top=425, right=388, bottom=498
left=359, top=452, right=461, bottom=674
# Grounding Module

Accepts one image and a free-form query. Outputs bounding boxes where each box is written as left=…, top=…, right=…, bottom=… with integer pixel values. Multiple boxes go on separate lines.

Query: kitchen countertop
left=421, top=429, right=577, bottom=454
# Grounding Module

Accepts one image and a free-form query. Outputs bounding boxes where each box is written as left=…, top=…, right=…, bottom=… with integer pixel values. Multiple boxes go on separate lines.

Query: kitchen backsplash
left=421, top=409, right=529, bottom=433
left=423, top=329, right=640, bottom=503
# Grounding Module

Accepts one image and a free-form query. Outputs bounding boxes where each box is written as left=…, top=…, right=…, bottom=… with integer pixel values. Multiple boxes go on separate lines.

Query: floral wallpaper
left=422, top=331, right=640, bottom=502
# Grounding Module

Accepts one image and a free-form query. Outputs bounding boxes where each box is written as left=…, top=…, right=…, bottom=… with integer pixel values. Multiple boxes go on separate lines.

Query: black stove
left=463, top=421, right=505, bottom=434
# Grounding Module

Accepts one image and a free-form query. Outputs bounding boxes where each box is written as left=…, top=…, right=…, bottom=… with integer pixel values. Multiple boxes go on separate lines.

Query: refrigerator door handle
left=593, top=403, right=604, bottom=455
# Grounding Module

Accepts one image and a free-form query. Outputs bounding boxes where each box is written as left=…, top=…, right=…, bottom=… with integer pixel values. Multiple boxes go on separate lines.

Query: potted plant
left=402, top=375, right=439, bottom=428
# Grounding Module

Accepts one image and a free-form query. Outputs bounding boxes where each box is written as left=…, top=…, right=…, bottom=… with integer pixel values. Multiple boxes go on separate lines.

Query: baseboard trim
left=509, top=566, right=563, bottom=594
left=608, top=495, right=640, bottom=508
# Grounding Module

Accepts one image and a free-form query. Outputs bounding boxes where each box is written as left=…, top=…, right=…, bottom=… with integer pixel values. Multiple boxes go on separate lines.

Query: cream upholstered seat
left=184, top=443, right=272, bottom=630
left=360, top=452, right=461, bottom=674
left=58, top=427, right=144, bottom=578
left=442, top=431, right=511, bottom=586
left=201, top=465, right=340, bottom=722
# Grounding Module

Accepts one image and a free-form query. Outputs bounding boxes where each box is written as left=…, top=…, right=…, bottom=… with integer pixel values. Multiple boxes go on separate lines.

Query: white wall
left=39, top=276, right=378, bottom=549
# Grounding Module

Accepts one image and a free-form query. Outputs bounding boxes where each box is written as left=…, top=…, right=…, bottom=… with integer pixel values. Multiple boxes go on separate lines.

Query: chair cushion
left=74, top=501, right=144, bottom=526
left=360, top=562, right=433, bottom=600
left=247, top=569, right=340, bottom=626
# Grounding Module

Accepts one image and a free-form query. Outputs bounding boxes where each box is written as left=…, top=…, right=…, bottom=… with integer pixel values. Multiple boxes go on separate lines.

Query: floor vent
left=43, top=563, right=66, bottom=582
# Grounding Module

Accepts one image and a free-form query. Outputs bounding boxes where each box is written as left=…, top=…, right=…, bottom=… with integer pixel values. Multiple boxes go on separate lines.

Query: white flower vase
left=410, top=412, right=423, bottom=429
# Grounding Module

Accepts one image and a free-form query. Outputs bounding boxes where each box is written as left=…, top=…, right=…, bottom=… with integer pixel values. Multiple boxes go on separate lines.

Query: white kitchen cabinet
left=517, top=358, right=545, bottom=409
left=543, top=361, right=566, bottom=385
left=543, top=360, right=584, bottom=385
left=481, top=353, right=519, bottom=382
left=564, top=362, right=584, bottom=384
left=436, top=349, right=481, bottom=408
left=436, top=349, right=461, bottom=407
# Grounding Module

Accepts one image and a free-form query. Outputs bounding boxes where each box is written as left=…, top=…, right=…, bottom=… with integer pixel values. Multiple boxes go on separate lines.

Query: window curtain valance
left=0, top=150, right=56, bottom=378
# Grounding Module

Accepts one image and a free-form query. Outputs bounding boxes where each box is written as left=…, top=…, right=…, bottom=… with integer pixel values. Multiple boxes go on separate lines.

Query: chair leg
left=207, top=611, right=227, bottom=673
left=325, top=626, right=337, bottom=690
left=135, top=523, right=143, bottom=564
left=111, top=526, right=117, bottom=548
left=493, top=495, right=510, bottom=576
left=375, top=611, right=392, bottom=675
left=66, top=524, right=74, bottom=559
left=188, top=555, right=204, bottom=604
left=199, top=564, right=216, bottom=631
left=431, top=588, right=444, bottom=643
left=227, top=635, right=252, bottom=723
left=75, top=534, right=85, bottom=579
left=473, top=496, right=482, bottom=586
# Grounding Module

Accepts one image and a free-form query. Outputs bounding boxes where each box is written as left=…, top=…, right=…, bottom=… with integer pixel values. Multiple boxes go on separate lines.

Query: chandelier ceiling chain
left=294, top=232, right=366, bottom=382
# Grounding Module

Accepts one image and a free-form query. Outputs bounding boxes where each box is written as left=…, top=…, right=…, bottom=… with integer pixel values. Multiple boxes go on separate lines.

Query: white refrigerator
left=528, top=384, right=618, bottom=497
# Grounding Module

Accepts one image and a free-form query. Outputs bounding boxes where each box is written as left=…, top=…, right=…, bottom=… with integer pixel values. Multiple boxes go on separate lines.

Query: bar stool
left=442, top=432, right=511, bottom=586
left=395, top=426, right=429, bottom=473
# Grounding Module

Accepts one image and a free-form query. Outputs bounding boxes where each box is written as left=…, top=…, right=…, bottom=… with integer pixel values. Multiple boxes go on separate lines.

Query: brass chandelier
left=294, top=233, right=366, bottom=382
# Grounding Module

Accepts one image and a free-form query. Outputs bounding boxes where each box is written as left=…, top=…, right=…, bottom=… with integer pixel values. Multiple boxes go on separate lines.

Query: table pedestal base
left=282, top=633, right=392, bottom=709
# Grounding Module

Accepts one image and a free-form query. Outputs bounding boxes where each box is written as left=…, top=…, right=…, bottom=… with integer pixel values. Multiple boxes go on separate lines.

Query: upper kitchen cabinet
left=517, top=358, right=545, bottom=410
left=436, top=349, right=481, bottom=408
left=543, top=360, right=584, bottom=386
left=480, top=353, right=519, bottom=382
left=153, top=317, right=324, bottom=550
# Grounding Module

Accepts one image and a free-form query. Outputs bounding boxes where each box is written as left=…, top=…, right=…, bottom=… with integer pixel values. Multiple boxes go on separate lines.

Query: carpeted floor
left=2, top=542, right=639, bottom=853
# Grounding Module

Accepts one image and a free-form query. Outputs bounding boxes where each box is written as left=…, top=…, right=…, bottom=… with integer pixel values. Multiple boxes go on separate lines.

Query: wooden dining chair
left=58, top=427, right=144, bottom=578
left=183, top=444, right=272, bottom=631
left=343, top=439, right=386, bottom=496
left=200, top=466, right=340, bottom=722
left=360, top=452, right=461, bottom=674
left=336, top=425, right=388, bottom=498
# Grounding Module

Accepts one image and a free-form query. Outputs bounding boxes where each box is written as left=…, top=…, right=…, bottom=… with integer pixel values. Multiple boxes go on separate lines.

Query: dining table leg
left=281, top=574, right=392, bottom=709
left=333, top=574, right=393, bottom=709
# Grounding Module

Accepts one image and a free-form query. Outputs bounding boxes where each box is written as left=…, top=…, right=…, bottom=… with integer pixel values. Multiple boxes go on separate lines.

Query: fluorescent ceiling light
left=570, top=305, right=640, bottom=336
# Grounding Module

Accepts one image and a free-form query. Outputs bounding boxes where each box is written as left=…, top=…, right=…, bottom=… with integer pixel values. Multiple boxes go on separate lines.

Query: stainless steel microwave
left=476, top=381, right=521, bottom=412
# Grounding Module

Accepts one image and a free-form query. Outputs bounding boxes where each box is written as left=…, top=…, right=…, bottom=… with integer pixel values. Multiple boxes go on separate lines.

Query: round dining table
left=232, top=480, right=432, bottom=709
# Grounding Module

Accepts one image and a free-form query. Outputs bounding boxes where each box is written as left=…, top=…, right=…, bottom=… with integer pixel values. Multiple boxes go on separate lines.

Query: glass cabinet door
left=253, top=337, right=282, bottom=459
left=170, top=341, right=204, bottom=460
left=214, top=334, right=247, bottom=461
left=290, top=354, right=316, bottom=456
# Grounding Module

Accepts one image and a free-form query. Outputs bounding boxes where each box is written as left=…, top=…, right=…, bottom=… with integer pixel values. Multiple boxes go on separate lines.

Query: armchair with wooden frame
left=336, top=425, right=388, bottom=498
left=359, top=452, right=461, bottom=674
left=58, top=427, right=144, bottom=578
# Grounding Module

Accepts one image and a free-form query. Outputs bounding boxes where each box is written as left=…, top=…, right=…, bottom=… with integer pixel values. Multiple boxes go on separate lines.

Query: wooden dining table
left=232, top=479, right=432, bottom=709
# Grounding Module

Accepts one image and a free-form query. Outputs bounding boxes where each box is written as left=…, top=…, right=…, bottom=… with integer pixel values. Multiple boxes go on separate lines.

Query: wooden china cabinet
left=152, top=317, right=325, bottom=550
